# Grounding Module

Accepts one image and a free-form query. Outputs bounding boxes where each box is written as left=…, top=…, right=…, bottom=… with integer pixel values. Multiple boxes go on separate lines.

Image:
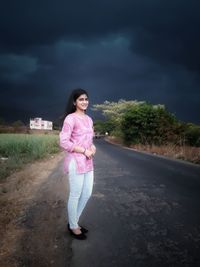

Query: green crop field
left=0, top=134, right=60, bottom=180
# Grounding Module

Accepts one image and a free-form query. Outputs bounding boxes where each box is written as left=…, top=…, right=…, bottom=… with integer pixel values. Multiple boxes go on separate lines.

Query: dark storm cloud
left=0, top=54, right=38, bottom=82
left=1, top=0, right=200, bottom=71
left=0, top=0, right=200, bottom=124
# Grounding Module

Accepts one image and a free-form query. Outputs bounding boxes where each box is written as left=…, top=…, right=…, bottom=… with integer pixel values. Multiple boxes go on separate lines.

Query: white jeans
left=67, top=159, right=94, bottom=229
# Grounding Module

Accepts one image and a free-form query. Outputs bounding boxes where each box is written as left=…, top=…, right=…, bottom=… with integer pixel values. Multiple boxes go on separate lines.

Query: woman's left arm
left=89, top=117, right=96, bottom=155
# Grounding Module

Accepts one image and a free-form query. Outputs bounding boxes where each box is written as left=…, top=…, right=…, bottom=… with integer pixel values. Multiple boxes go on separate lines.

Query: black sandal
left=80, top=226, right=88, bottom=234
left=69, top=230, right=87, bottom=240
left=68, top=223, right=88, bottom=234
left=67, top=224, right=87, bottom=240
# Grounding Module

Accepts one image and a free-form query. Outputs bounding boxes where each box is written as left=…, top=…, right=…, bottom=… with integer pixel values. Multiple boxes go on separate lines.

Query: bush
left=121, top=104, right=180, bottom=145
left=184, top=124, right=200, bottom=146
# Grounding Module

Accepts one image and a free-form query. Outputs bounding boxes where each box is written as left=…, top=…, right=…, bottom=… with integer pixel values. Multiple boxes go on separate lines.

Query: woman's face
left=75, top=94, right=89, bottom=112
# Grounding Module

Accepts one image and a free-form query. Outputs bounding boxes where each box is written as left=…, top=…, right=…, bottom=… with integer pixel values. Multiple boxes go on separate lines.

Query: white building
left=30, top=118, right=53, bottom=130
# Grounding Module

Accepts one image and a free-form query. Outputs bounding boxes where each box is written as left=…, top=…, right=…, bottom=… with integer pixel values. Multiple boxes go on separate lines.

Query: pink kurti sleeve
left=59, top=115, right=76, bottom=153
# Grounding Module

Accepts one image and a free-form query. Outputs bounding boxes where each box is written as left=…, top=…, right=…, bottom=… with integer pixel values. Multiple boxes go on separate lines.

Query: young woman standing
left=59, top=88, right=96, bottom=240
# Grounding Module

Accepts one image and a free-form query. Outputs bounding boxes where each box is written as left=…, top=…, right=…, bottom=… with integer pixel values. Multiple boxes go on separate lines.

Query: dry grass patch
left=131, top=144, right=200, bottom=164
left=106, top=136, right=200, bottom=164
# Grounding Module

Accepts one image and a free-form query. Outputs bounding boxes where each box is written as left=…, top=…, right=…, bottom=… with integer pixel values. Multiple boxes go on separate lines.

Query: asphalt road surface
left=11, top=139, right=200, bottom=267
left=70, top=139, right=200, bottom=267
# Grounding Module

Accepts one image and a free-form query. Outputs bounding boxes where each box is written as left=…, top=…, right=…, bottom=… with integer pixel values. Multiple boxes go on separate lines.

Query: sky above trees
left=0, top=0, right=200, bottom=124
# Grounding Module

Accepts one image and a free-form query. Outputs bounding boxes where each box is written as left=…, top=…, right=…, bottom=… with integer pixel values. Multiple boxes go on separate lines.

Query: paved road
left=70, top=139, right=200, bottom=267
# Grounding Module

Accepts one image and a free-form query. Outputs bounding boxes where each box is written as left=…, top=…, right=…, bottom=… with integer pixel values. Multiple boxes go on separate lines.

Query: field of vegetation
left=0, top=134, right=59, bottom=181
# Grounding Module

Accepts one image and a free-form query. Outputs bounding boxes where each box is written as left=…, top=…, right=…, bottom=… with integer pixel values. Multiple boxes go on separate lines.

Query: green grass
left=0, top=134, right=60, bottom=180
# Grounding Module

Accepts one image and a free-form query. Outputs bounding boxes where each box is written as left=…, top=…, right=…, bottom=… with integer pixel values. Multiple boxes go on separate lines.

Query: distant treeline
left=0, top=118, right=60, bottom=133
left=93, top=100, right=200, bottom=147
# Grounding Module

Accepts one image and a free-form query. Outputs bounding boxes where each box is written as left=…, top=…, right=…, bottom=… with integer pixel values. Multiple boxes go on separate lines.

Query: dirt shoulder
left=0, top=152, right=72, bottom=267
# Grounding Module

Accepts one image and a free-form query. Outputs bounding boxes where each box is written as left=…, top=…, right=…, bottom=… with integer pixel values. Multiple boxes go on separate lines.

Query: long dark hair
left=60, top=88, right=89, bottom=125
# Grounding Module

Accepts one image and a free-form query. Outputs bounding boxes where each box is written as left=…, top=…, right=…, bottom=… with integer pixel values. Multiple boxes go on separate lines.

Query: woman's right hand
left=84, top=149, right=94, bottom=159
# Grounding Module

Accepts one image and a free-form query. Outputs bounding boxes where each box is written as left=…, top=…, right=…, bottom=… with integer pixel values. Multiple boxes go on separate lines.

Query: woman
left=59, top=88, right=96, bottom=240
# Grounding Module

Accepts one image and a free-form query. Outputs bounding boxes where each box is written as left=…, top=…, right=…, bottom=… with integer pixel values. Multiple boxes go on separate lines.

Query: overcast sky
left=0, top=0, right=200, bottom=124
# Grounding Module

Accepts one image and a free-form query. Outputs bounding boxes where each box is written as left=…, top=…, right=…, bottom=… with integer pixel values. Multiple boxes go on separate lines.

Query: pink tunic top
left=59, top=112, right=94, bottom=174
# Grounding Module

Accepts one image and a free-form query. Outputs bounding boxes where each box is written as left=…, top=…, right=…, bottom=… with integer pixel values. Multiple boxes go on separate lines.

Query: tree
left=184, top=123, right=200, bottom=146
left=93, top=99, right=198, bottom=146
left=12, top=120, right=25, bottom=127
left=12, top=120, right=25, bottom=133
left=0, top=117, right=5, bottom=125
left=93, top=99, right=145, bottom=121
left=121, top=103, right=180, bottom=145
left=94, top=120, right=116, bottom=134
left=92, top=99, right=146, bottom=136
left=93, top=100, right=168, bottom=141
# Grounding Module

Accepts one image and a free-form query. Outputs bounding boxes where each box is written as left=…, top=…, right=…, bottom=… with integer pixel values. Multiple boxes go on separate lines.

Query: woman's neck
left=75, top=110, right=86, bottom=116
